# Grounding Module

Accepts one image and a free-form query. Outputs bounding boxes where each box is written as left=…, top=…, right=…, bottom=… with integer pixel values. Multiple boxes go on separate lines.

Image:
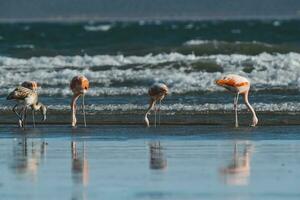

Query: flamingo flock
left=6, top=74, right=258, bottom=128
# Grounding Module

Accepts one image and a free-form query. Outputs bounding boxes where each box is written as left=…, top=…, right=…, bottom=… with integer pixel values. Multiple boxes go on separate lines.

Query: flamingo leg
left=23, top=107, right=28, bottom=128
left=234, top=93, right=239, bottom=128
left=12, top=104, right=22, bottom=123
left=158, top=100, right=162, bottom=126
left=20, top=106, right=27, bottom=128
left=32, top=109, right=36, bottom=128
left=82, top=94, right=87, bottom=127
left=154, top=104, right=157, bottom=128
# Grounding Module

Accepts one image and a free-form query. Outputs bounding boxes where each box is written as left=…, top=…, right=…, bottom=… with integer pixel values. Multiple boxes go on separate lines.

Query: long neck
left=144, top=99, right=156, bottom=127
left=243, top=92, right=258, bottom=126
left=71, top=93, right=81, bottom=127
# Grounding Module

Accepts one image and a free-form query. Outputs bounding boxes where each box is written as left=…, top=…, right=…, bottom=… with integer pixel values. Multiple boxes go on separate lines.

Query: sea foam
left=1, top=52, right=300, bottom=96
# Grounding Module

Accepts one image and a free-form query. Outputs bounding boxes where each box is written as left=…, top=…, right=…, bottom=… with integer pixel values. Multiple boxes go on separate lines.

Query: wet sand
left=0, top=125, right=299, bottom=200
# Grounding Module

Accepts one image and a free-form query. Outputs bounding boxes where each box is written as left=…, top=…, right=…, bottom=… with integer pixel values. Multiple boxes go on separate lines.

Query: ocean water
left=0, top=125, right=299, bottom=200
left=1, top=20, right=300, bottom=125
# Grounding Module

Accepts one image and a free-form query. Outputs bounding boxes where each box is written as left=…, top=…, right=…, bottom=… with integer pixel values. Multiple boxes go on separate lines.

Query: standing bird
left=215, top=74, right=258, bottom=127
left=7, top=86, right=47, bottom=128
left=70, top=75, right=89, bottom=127
left=144, top=83, right=169, bottom=127
left=21, top=81, right=39, bottom=127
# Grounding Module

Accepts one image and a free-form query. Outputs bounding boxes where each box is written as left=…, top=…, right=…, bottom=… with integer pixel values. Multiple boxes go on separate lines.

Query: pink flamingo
left=70, top=75, right=89, bottom=127
left=144, top=83, right=169, bottom=127
left=216, top=74, right=258, bottom=127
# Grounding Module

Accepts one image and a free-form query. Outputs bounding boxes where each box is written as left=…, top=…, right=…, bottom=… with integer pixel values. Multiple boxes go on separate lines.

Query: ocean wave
left=183, top=39, right=273, bottom=47
left=84, top=24, right=112, bottom=32
left=1, top=52, right=300, bottom=96
left=14, top=44, right=35, bottom=49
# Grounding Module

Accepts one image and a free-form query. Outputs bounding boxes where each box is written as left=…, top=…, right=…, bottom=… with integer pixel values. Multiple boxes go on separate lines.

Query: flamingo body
left=70, top=75, right=89, bottom=127
left=216, top=74, right=249, bottom=94
left=216, top=74, right=258, bottom=127
left=144, top=83, right=169, bottom=127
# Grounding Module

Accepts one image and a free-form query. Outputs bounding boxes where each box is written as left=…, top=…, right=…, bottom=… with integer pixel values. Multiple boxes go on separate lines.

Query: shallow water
left=0, top=125, right=299, bottom=200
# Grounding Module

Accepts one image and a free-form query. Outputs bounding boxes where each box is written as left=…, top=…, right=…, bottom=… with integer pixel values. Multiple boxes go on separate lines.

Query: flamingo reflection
left=149, top=142, right=167, bottom=170
left=71, top=141, right=89, bottom=187
left=10, top=138, right=47, bottom=181
left=220, top=143, right=253, bottom=186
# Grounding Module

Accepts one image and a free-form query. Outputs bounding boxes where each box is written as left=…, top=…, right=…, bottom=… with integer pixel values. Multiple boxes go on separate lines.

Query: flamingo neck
left=243, top=92, right=258, bottom=126
left=144, top=99, right=156, bottom=127
left=71, top=93, right=81, bottom=127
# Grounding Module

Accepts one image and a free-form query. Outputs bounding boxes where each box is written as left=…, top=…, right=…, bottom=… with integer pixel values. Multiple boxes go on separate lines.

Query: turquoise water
left=0, top=125, right=299, bottom=200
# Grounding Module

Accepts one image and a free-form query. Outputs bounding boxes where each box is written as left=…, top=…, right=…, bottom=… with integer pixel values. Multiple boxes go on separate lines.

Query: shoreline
left=0, top=111, right=300, bottom=125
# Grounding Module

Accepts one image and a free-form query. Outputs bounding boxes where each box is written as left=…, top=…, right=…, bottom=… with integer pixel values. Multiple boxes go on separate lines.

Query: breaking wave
left=84, top=24, right=112, bottom=32
left=1, top=52, right=300, bottom=96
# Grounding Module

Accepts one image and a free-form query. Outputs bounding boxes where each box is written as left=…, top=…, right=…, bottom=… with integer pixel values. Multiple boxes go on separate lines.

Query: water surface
left=0, top=125, right=299, bottom=200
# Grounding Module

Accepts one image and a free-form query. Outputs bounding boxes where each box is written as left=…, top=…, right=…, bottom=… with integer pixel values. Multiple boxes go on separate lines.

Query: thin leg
left=23, top=107, right=28, bottom=128
left=234, top=93, right=239, bottom=128
left=154, top=104, right=157, bottom=128
left=32, top=109, right=36, bottom=128
left=13, top=104, right=23, bottom=127
left=20, top=107, right=25, bottom=128
left=158, top=100, right=162, bottom=126
left=12, top=104, right=22, bottom=120
left=82, top=95, right=87, bottom=127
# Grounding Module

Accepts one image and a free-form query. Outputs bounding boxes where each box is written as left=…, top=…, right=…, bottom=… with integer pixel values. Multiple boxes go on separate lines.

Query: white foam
left=84, top=24, right=112, bottom=32
left=1, top=52, right=300, bottom=96
left=14, top=44, right=35, bottom=49
left=183, top=39, right=273, bottom=47
left=183, top=40, right=212, bottom=46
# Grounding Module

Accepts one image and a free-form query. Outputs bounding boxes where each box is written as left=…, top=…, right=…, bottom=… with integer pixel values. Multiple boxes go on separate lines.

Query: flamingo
left=215, top=74, right=258, bottom=127
left=70, top=75, right=89, bottom=127
left=144, top=83, right=169, bottom=127
left=21, top=81, right=39, bottom=127
left=7, top=86, right=47, bottom=128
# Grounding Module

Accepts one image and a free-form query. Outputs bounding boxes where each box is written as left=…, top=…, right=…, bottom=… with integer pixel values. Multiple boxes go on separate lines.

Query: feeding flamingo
left=21, top=81, right=40, bottom=127
left=144, top=83, right=169, bottom=127
left=215, top=74, right=258, bottom=127
left=7, top=86, right=47, bottom=128
left=70, top=75, right=89, bottom=127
